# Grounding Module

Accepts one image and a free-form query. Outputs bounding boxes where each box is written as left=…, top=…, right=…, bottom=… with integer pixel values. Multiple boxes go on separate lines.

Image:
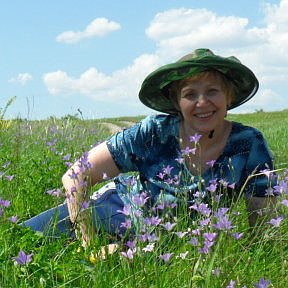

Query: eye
left=181, top=91, right=198, bottom=100
left=207, top=88, right=220, bottom=97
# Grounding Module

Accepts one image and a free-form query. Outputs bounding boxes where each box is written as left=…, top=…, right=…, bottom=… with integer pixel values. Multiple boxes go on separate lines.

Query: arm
left=62, top=141, right=121, bottom=247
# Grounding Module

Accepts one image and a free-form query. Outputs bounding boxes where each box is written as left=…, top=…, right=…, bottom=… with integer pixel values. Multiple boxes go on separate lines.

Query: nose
left=195, top=94, right=209, bottom=106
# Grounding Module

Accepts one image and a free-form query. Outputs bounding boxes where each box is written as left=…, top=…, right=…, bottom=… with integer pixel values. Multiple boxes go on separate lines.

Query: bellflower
left=132, top=191, right=149, bottom=207
left=226, top=280, right=236, bottom=288
left=0, top=198, right=11, bottom=208
left=177, top=251, right=189, bottom=259
left=117, top=204, right=132, bottom=216
left=9, top=215, right=19, bottom=223
left=142, top=243, right=155, bottom=252
left=254, top=277, right=271, bottom=288
left=189, top=203, right=211, bottom=217
left=12, top=250, right=33, bottom=265
left=121, top=248, right=136, bottom=260
left=189, top=237, right=199, bottom=246
left=189, top=133, right=202, bottom=144
left=144, top=216, right=162, bottom=226
left=206, top=160, right=216, bottom=168
left=273, top=180, right=288, bottom=195
left=46, top=188, right=63, bottom=197
left=161, top=221, right=177, bottom=231
left=181, top=146, right=197, bottom=156
left=175, top=231, right=188, bottom=238
left=281, top=199, right=288, bottom=207
left=268, top=216, right=284, bottom=227
left=159, top=253, right=174, bottom=263
left=214, top=215, right=234, bottom=231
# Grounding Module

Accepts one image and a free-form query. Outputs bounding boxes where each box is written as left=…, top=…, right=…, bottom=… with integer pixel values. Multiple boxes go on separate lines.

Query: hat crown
left=177, top=48, right=241, bottom=64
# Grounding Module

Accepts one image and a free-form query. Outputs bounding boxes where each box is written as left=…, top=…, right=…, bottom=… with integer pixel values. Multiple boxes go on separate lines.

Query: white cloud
left=56, top=17, right=121, bottom=44
left=234, top=88, right=287, bottom=113
left=43, top=54, right=160, bottom=101
left=45, top=1, right=288, bottom=112
left=9, top=73, right=33, bottom=85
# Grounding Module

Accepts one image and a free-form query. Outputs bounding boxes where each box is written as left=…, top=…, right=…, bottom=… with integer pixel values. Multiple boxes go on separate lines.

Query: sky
left=1, top=0, right=287, bottom=120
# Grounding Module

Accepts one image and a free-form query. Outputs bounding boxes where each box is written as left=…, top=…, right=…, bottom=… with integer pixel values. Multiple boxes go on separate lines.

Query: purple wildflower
left=9, top=216, right=19, bottom=223
left=265, top=187, right=275, bottom=196
left=203, top=232, right=217, bottom=242
left=81, top=201, right=90, bottom=211
left=0, top=208, right=4, bottom=217
left=175, top=157, right=184, bottom=164
left=189, top=133, right=202, bottom=143
left=69, top=170, right=79, bottom=180
left=260, top=169, right=272, bottom=178
left=0, top=198, right=11, bottom=208
left=6, top=175, right=15, bottom=181
left=132, top=192, right=149, bottom=207
left=162, top=165, right=174, bottom=175
left=190, top=203, right=211, bottom=217
left=254, top=277, right=271, bottom=288
left=102, top=172, right=109, bottom=180
left=46, top=188, right=63, bottom=197
left=231, top=232, right=244, bottom=240
left=175, top=231, right=188, bottom=238
left=126, top=240, right=137, bottom=249
left=161, top=221, right=177, bottom=231
left=207, top=183, right=217, bottom=193
left=181, top=146, right=196, bottom=156
left=121, top=248, right=136, bottom=260
left=144, top=216, right=162, bottom=226
left=117, top=204, right=132, bottom=216
left=214, top=207, right=229, bottom=218
left=189, top=237, right=199, bottom=246
left=206, top=160, right=216, bottom=168
left=120, top=219, right=132, bottom=229
left=46, top=139, right=57, bottom=147
left=212, top=267, right=221, bottom=276
left=226, top=280, right=236, bottom=288
left=214, top=215, right=234, bottom=231
left=146, top=233, right=160, bottom=242
left=159, top=253, right=174, bottom=263
left=142, top=243, right=155, bottom=252
left=228, top=182, right=236, bottom=189
left=62, top=154, right=71, bottom=161
left=200, top=217, right=211, bottom=227
left=273, top=180, right=288, bottom=195
left=12, top=250, right=33, bottom=265
left=281, top=199, right=288, bottom=207
left=268, top=216, right=284, bottom=227
left=177, top=251, right=189, bottom=259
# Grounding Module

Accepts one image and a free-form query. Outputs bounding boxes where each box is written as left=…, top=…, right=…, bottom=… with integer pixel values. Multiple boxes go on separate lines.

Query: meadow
left=0, top=109, right=287, bottom=288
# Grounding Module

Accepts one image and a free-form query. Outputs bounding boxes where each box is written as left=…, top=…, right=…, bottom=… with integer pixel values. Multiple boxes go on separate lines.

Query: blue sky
left=1, top=0, right=287, bottom=119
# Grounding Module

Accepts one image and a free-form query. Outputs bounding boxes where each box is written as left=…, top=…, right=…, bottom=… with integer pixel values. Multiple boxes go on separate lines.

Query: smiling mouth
left=194, top=111, right=215, bottom=118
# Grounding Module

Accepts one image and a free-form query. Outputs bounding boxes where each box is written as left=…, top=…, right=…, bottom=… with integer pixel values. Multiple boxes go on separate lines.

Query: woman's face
left=178, top=73, right=230, bottom=134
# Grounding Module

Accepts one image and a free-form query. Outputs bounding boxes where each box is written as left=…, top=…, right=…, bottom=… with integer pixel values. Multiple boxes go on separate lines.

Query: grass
left=0, top=110, right=287, bottom=288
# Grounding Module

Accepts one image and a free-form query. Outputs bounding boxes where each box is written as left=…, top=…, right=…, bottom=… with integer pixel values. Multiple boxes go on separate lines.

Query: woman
left=22, top=48, right=276, bottom=247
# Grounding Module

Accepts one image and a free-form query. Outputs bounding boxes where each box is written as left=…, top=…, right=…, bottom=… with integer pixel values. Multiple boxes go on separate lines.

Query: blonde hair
left=167, top=70, right=236, bottom=112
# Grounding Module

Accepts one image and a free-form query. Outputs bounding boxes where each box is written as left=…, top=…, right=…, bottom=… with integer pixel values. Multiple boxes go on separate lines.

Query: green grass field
left=0, top=110, right=287, bottom=288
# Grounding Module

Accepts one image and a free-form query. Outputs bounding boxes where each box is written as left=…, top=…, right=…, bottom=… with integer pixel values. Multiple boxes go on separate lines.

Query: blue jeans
left=20, top=187, right=127, bottom=237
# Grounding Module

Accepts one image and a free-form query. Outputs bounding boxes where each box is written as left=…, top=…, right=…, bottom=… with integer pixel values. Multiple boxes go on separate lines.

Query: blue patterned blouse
left=106, top=114, right=275, bottom=207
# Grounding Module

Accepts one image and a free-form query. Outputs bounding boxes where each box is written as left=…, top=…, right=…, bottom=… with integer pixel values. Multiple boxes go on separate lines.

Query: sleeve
left=244, top=130, right=276, bottom=197
left=106, top=116, right=157, bottom=173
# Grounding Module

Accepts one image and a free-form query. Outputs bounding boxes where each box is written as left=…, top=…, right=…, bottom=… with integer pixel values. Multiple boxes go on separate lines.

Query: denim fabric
left=21, top=188, right=127, bottom=236
left=107, top=114, right=275, bottom=206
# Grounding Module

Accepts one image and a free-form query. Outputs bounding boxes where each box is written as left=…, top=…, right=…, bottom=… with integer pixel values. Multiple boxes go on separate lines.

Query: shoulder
left=228, top=122, right=268, bottom=152
left=139, top=114, right=180, bottom=138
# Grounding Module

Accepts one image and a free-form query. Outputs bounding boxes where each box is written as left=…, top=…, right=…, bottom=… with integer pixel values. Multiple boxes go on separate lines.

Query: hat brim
left=139, top=56, right=259, bottom=114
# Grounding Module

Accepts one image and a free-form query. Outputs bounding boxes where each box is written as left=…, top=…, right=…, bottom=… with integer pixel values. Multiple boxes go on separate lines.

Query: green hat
left=139, top=48, right=259, bottom=114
